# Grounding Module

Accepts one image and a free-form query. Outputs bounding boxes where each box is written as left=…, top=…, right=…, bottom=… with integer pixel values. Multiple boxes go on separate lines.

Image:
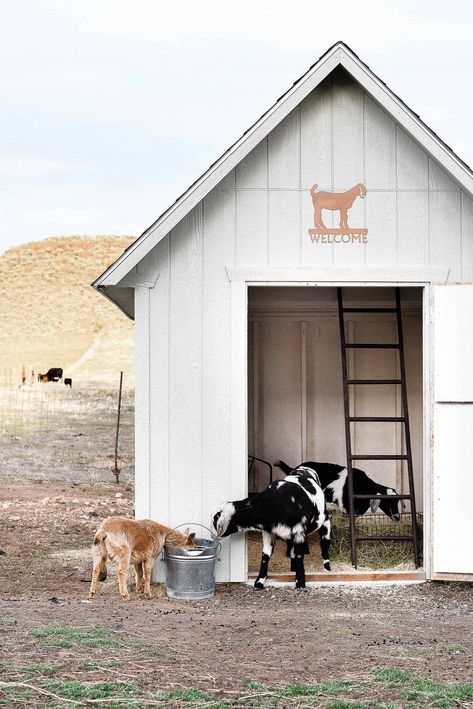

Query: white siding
left=213, top=72, right=473, bottom=278
left=128, top=69, right=473, bottom=582
left=433, top=284, right=473, bottom=575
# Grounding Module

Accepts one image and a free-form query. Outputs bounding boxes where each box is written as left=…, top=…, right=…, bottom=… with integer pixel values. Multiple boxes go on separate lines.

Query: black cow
left=213, top=466, right=331, bottom=590
left=38, top=368, right=63, bottom=382
left=276, top=460, right=402, bottom=521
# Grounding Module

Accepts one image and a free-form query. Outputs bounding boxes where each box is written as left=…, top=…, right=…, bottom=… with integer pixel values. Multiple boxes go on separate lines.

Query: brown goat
left=310, top=183, right=367, bottom=230
left=89, top=517, right=196, bottom=600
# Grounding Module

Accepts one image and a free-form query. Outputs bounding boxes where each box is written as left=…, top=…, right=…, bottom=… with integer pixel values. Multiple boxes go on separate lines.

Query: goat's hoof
left=323, top=564, right=331, bottom=572
left=98, top=570, right=107, bottom=582
left=253, top=581, right=265, bottom=590
left=144, top=593, right=152, bottom=600
left=295, top=584, right=307, bottom=592
left=88, top=593, right=95, bottom=599
left=121, top=594, right=130, bottom=601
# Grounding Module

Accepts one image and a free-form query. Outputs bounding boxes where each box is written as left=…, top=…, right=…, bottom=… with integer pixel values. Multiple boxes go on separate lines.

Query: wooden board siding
left=127, top=70, right=473, bottom=582
left=211, top=71, right=473, bottom=278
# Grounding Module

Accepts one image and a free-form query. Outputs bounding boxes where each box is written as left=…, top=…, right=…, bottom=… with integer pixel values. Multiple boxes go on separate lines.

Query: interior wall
left=248, top=286, right=423, bottom=510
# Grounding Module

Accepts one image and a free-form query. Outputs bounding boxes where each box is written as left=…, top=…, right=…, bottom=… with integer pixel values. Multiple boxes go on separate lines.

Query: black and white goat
left=276, top=460, right=402, bottom=521
left=212, top=466, right=331, bottom=590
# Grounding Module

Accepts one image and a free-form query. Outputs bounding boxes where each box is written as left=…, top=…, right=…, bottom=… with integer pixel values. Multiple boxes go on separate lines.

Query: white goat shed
left=94, top=42, right=473, bottom=584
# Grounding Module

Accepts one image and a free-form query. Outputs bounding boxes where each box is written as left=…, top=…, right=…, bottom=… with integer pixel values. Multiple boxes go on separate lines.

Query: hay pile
left=330, top=511, right=423, bottom=570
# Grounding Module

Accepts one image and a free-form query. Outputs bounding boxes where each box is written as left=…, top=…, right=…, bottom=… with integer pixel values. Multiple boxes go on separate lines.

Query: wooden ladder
left=337, top=287, right=420, bottom=568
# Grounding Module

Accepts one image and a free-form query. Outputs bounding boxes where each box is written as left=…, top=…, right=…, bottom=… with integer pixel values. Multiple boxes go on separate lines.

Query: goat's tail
left=310, top=183, right=318, bottom=196
left=274, top=460, right=294, bottom=476
left=93, top=530, right=107, bottom=546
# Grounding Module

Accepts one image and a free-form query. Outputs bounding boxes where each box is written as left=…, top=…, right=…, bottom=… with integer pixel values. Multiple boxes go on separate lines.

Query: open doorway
left=247, top=285, right=424, bottom=578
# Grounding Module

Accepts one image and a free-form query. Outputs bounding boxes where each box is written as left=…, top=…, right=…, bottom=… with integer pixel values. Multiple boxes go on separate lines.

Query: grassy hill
left=0, top=236, right=135, bottom=386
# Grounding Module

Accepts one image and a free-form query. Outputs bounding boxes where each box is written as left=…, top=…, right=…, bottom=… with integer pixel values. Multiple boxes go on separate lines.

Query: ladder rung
left=344, top=343, right=400, bottom=349
left=347, top=379, right=402, bottom=385
left=349, top=416, right=405, bottom=423
left=355, top=535, right=414, bottom=542
left=351, top=454, right=408, bottom=460
left=353, top=494, right=412, bottom=500
left=342, top=307, right=397, bottom=313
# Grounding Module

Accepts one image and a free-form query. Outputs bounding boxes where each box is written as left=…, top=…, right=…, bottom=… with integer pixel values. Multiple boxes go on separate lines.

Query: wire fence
left=0, top=381, right=134, bottom=437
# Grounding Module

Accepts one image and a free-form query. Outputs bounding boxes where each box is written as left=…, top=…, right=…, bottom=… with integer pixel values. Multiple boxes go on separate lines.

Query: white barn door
left=433, top=284, right=473, bottom=577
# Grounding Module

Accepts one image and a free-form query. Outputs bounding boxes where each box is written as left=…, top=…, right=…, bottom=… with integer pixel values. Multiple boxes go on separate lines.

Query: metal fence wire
left=0, top=382, right=134, bottom=437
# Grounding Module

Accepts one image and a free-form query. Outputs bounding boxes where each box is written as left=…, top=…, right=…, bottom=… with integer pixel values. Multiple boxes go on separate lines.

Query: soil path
left=1, top=480, right=472, bottom=707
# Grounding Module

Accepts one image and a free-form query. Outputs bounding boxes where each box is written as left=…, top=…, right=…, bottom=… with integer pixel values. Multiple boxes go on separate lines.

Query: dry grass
left=0, top=236, right=135, bottom=385
left=330, top=511, right=423, bottom=569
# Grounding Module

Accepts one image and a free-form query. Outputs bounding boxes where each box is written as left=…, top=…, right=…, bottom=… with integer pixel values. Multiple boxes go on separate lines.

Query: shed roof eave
left=94, top=285, right=135, bottom=320
left=93, top=41, right=473, bottom=291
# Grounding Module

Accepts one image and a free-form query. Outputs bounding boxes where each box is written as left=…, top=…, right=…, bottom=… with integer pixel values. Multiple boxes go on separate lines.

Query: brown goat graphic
left=310, top=183, right=367, bottom=230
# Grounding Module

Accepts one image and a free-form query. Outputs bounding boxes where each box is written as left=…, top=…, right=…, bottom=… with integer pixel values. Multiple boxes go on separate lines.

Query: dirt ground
left=1, top=479, right=473, bottom=708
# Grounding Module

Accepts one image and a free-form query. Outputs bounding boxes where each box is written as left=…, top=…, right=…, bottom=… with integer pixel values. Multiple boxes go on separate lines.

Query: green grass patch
left=277, top=680, right=356, bottom=698
left=30, top=624, right=119, bottom=648
left=373, top=667, right=473, bottom=707
left=43, top=679, right=139, bottom=701
left=18, top=663, right=61, bottom=676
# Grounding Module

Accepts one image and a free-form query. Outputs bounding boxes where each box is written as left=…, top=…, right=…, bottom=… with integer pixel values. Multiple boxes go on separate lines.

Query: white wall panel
left=268, top=108, right=300, bottom=188
left=269, top=190, right=300, bottom=265
left=236, top=190, right=268, bottom=265
left=461, top=193, right=473, bottom=280
left=429, top=159, right=459, bottom=192
left=397, top=129, right=428, bottom=189
left=433, top=404, right=473, bottom=574
left=148, top=236, right=170, bottom=524
left=365, top=191, right=396, bottom=265
left=300, top=79, right=332, bottom=190
left=434, top=284, right=473, bottom=401
left=168, top=209, right=203, bottom=526
left=429, top=191, right=461, bottom=280
left=202, top=190, right=235, bottom=579
left=333, top=72, right=364, bottom=188
left=397, top=191, right=429, bottom=266
left=364, top=96, right=396, bottom=190
left=236, top=140, right=267, bottom=189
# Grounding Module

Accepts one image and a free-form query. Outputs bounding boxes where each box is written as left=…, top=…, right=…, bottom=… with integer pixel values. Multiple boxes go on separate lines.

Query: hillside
left=0, top=236, right=136, bottom=386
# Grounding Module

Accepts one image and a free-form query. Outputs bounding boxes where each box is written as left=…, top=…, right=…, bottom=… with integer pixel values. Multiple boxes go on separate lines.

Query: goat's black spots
left=277, top=460, right=402, bottom=521
left=212, top=467, right=330, bottom=590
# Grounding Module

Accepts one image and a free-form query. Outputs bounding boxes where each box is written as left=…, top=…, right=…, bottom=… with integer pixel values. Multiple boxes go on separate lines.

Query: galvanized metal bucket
left=163, top=525, right=220, bottom=600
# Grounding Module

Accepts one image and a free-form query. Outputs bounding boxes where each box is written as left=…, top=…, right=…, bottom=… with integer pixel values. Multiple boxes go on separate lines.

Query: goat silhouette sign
left=309, top=183, right=368, bottom=244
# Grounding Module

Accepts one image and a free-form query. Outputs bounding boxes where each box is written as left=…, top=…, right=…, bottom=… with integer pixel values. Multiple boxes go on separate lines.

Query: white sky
left=1, top=0, right=472, bottom=254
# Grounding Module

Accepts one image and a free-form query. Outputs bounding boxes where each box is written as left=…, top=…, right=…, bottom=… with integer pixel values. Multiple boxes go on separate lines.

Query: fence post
left=113, top=371, right=123, bottom=484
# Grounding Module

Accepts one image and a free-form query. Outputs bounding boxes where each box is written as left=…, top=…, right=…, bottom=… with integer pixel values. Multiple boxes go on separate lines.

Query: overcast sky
left=1, top=0, right=472, bottom=254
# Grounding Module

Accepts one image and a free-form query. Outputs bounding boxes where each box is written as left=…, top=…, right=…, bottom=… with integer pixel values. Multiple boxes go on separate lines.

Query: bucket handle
left=172, top=522, right=217, bottom=541
left=162, top=523, right=221, bottom=560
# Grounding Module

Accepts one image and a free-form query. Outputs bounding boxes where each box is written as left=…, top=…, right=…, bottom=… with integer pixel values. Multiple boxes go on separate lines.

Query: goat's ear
left=216, top=516, right=228, bottom=537
left=187, top=532, right=196, bottom=543
left=370, top=498, right=381, bottom=513
left=183, top=527, right=190, bottom=535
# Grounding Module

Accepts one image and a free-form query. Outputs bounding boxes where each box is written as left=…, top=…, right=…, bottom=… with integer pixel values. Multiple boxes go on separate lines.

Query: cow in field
left=38, top=368, right=63, bottom=382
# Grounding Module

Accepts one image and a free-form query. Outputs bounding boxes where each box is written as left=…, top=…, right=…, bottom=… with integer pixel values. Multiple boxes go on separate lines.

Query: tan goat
left=89, top=517, right=196, bottom=600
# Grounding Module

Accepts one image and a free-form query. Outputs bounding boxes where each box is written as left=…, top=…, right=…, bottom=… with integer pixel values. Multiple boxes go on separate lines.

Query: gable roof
left=93, top=41, right=473, bottom=299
